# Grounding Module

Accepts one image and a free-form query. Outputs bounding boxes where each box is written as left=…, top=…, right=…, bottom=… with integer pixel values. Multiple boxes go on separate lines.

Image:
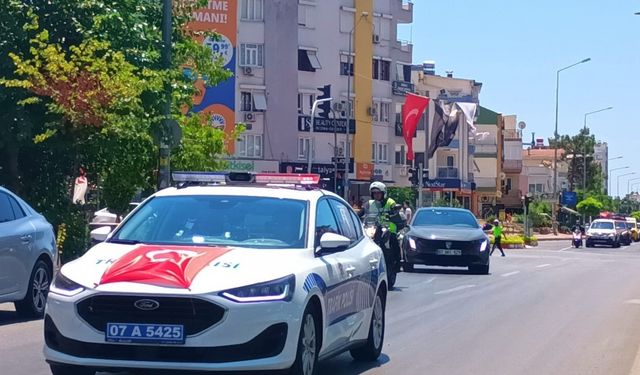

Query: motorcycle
left=572, top=229, right=583, bottom=248
left=363, top=211, right=401, bottom=290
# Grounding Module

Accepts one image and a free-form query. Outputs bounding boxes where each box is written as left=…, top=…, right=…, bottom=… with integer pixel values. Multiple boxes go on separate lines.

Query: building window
left=396, top=63, right=412, bottom=82
left=298, top=6, right=314, bottom=28
left=395, top=145, right=406, bottom=165
left=372, top=142, right=389, bottom=164
left=241, top=91, right=267, bottom=112
left=298, top=92, right=316, bottom=115
left=240, top=0, right=263, bottom=21
left=241, top=92, right=254, bottom=112
left=446, top=156, right=455, bottom=167
left=340, top=54, right=354, bottom=76
left=373, top=58, right=391, bottom=81
left=298, top=137, right=313, bottom=160
left=236, top=134, right=263, bottom=158
left=240, top=44, right=264, bottom=67
left=298, top=49, right=321, bottom=72
left=373, top=101, right=390, bottom=123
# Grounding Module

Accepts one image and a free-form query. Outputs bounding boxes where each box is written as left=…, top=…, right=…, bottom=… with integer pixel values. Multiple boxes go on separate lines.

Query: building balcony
left=394, top=39, right=413, bottom=54
left=503, top=160, right=523, bottom=173
left=397, top=1, right=413, bottom=24
left=503, top=129, right=521, bottom=140
left=475, top=144, right=497, bottom=157
left=475, top=177, right=497, bottom=189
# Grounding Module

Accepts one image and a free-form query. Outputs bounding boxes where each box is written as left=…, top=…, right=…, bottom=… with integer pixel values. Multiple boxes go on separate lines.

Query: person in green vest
left=359, top=182, right=405, bottom=268
left=490, top=219, right=506, bottom=257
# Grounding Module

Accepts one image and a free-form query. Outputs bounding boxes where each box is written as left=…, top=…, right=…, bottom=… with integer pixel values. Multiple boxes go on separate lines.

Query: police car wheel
left=50, top=363, right=95, bottom=375
left=289, top=306, right=320, bottom=375
left=350, top=289, right=385, bottom=361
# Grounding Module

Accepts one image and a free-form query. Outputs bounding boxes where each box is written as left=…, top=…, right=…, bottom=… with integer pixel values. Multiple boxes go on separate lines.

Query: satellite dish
left=518, top=121, right=527, bottom=130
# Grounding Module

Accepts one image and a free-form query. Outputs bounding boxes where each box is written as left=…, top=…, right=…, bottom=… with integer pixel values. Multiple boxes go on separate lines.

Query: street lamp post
left=618, top=172, right=636, bottom=198
left=308, top=98, right=333, bottom=174
left=582, top=107, right=613, bottom=191
left=158, top=0, right=173, bottom=189
left=628, top=177, right=640, bottom=196
left=607, top=157, right=624, bottom=194
left=552, top=58, right=591, bottom=234
left=609, top=165, right=629, bottom=196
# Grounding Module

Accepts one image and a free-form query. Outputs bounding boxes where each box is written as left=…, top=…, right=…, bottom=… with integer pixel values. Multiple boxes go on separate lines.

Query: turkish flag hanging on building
left=402, top=93, right=430, bottom=161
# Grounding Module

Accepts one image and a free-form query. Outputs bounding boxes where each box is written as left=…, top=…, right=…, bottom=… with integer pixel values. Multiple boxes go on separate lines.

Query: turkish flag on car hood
left=402, top=93, right=430, bottom=161
left=99, top=245, right=231, bottom=289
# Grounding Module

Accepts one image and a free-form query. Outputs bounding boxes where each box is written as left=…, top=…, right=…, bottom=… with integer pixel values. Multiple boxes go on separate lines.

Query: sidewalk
left=534, top=233, right=573, bottom=241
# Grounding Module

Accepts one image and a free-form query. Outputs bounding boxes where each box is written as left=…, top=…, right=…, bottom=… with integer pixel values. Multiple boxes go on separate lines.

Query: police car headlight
left=50, top=272, right=85, bottom=297
left=220, top=275, right=295, bottom=303
left=408, top=237, right=417, bottom=251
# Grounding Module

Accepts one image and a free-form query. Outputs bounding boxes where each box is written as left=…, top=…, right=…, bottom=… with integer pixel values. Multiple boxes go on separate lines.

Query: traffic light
left=524, top=194, right=533, bottom=211
left=408, top=168, right=418, bottom=186
left=422, top=169, right=429, bottom=183
left=317, top=85, right=331, bottom=118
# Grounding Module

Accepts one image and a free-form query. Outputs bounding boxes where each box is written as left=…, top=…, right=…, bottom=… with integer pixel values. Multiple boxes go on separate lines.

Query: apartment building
left=191, top=0, right=414, bottom=196
left=400, top=65, right=482, bottom=210
left=473, top=107, right=500, bottom=217
left=499, top=115, right=524, bottom=211
left=522, top=146, right=568, bottom=199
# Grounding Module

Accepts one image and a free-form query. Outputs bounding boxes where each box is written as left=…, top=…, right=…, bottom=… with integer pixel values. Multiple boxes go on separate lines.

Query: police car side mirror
left=90, top=226, right=113, bottom=242
left=318, top=233, right=351, bottom=253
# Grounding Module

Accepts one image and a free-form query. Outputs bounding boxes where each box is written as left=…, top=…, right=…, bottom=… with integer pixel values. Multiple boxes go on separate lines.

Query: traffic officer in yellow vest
left=360, top=181, right=405, bottom=270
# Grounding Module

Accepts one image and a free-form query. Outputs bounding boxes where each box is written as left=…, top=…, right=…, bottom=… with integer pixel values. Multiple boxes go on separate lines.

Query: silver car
left=0, top=187, right=57, bottom=317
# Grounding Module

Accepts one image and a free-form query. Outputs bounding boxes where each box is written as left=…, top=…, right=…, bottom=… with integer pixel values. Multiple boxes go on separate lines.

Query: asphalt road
left=4, top=240, right=640, bottom=375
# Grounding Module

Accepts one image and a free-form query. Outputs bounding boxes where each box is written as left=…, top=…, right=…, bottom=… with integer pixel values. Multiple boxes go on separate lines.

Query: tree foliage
left=577, top=197, right=604, bottom=218
left=0, top=0, right=236, bottom=259
left=551, top=127, right=603, bottom=193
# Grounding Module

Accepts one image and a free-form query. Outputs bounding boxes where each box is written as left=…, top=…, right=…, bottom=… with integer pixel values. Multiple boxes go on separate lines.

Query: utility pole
left=158, top=0, right=173, bottom=190
left=418, top=163, right=424, bottom=208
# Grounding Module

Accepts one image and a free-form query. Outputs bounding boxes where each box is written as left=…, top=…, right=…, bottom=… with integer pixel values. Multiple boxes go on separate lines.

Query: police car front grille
left=76, top=295, right=225, bottom=335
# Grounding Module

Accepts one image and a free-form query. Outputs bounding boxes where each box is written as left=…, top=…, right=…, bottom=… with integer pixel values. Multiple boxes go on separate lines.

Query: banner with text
left=187, top=0, right=237, bottom=153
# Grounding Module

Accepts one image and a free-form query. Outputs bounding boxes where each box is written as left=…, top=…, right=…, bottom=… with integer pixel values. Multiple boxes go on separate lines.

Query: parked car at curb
left=0, top=187, right=57, bottom=318
left=400, top=207, right=490, bottom=274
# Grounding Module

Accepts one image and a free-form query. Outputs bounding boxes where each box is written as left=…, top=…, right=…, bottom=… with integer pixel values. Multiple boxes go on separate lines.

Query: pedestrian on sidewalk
left=491, top=219, right=506, bottom=257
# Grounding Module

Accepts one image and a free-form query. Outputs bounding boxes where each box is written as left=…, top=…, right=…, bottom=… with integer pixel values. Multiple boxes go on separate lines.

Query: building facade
left=499, top=115, right=524, bottom=212
left=593, top=141, right=609, bottom=193
left=228, top=0, right=414, bottom=197
left=398, top=66, right=482, bottom=210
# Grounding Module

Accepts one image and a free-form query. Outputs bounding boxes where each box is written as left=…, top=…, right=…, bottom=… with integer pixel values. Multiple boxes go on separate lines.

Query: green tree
left=577, top=197, right=604, bottom=218
left=0, top=0, right=236, bottom=258
left=387, top=187, right=417, bottom=209
left=551, top=127, right=603, bottom=193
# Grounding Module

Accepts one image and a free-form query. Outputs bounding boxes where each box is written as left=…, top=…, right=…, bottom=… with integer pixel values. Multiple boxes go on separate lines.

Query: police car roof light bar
left=254, top=173, right=321, bottom=185
left=172, top=171, right=227, bottom=184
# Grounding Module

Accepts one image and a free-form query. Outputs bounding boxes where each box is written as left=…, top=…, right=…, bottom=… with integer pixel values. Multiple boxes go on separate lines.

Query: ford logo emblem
left=134, top=299, right=160, bottom=311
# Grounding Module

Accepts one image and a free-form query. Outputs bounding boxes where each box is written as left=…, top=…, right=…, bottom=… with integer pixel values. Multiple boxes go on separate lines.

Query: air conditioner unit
left=333, top=102, right=345, bottom=112
left=243, top=112, right=256, bottom=122
left=372, top=34, right=381, bottom=44
left=399, top=166, right=408, bottom=177
left=242, top=66, right=254, bottom=76
left=368, top=106, right=378, bottom=117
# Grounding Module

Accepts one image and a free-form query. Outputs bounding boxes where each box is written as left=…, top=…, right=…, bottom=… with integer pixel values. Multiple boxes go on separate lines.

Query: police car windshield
left=412, top=209, right=479, bottom=228
left=590, top=221, right=614, bottom=230
left=112, top=195, right=307, bottom=249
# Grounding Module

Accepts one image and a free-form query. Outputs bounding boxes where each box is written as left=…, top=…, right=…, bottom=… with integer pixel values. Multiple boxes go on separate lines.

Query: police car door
left=313, top=198, right=351, bottom=353
left=328, top=198, right=378, bottom=343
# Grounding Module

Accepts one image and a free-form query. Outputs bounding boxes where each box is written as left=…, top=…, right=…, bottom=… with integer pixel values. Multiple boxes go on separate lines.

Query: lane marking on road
left=559, top=246, right=573, bottom=251
left=536, top=263, right=552, bottom=268
left=501, top=271, right=520, bottom=277
left=434, top=284, right=476, bottom=295
left=625, top=299, right=640, bottom=305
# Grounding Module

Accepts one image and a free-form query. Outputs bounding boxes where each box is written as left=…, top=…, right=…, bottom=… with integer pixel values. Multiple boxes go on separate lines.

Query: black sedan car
left=400, top=207, right=490, bottom=274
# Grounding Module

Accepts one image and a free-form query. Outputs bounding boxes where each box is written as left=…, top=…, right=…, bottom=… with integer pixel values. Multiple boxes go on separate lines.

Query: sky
left=398, top=0, right=640, bottom=196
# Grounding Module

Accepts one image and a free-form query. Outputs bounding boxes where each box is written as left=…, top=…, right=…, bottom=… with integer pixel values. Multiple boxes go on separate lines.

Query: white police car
left=44, top=172, right=388, bottom=375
